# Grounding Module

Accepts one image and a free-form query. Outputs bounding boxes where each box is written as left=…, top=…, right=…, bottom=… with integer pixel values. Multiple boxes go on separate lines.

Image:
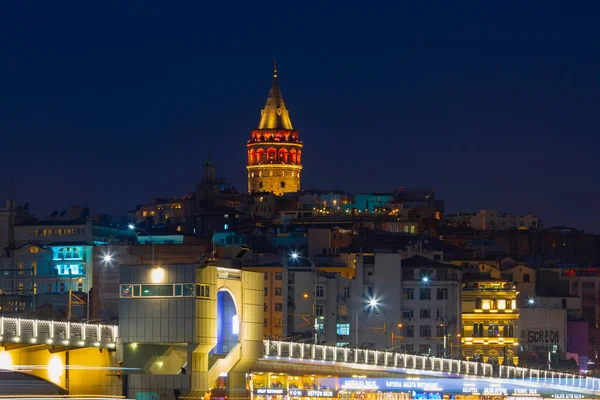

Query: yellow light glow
left=481, top=300, right=491, bottom=310
left=131, top=343, right=138, bottom=349
left=151, top=267, right=165, bottom=283
left=0, top=350, right=12, bottom=370
left=48, top=354, right=63, bottom=384
left=497, top=299, right=506, bottom=309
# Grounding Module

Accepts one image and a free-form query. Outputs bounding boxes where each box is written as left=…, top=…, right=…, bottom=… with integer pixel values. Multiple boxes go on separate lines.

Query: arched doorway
left=215, top=289, right=239, bottom=354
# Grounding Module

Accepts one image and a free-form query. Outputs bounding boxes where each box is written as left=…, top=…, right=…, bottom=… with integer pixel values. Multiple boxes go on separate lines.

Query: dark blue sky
left=1, top=2, right=599, bottom=232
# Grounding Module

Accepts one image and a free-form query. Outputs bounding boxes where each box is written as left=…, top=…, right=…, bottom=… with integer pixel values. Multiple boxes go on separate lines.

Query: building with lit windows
left=0, top=218, right=134, bottom=318
left=247, top=63, right=303, bottom=195
left=461, top=277, right=519, bottom=364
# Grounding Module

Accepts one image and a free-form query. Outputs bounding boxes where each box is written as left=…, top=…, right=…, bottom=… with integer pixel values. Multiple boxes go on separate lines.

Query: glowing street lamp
left=289, top=252, right=317, bottom=344
left=102, top=253, right=113, bottom=263
left=355, top=297, right=380, bottom=348
left=528, top=297, right=551, bottom=370
left=129, top=224, right=155, bottom=267
left=421, top=276, right=429, bottom=283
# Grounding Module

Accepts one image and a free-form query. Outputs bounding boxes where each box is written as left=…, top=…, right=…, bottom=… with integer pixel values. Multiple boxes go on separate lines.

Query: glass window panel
left=184, top=284, right=195, bottom=296
left=120, top=285, right=132, bottom=297
left=133, top=285, right=140, bottom=297
left=141, top=284, right=173, bottom=297
left=175, top=284, right=182, bottom=296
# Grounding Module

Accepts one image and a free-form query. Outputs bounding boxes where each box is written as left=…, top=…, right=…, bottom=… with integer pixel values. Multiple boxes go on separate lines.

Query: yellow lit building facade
left=461, top=278, right=519, bottom=365
left=242, top=265, right=285, bottom=339
left=247, top=63, right=303, bottom=195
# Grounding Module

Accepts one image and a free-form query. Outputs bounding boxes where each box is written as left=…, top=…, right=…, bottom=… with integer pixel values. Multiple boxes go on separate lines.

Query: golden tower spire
left=246, top=61, right=303, bottom=195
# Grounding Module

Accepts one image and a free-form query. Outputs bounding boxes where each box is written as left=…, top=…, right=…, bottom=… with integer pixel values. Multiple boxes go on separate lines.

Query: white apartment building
left=281, top=252, right=462, bottom=357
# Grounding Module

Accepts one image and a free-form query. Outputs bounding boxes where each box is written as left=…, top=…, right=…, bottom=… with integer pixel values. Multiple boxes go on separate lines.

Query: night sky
left=1, top=2, right=599, bottom=232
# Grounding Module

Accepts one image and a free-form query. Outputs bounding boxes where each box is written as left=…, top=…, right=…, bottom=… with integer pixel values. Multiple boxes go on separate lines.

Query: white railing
left=0, top=317, right=118, bottom=348
left=262, top=340, right=600, bottom=392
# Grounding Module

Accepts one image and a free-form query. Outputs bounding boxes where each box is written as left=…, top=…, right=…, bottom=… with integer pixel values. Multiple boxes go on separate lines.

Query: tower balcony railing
left=262, top=340, right=600, bottom=393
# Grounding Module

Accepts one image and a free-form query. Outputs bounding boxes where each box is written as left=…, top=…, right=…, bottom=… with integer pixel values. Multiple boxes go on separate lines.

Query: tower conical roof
left=257, top=61, right=293, bottom=130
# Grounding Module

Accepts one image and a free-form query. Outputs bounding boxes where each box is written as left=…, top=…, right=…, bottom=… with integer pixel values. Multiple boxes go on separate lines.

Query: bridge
left=0, top=316, right=118, bottom=348
left=2, top=318, right=599, bottom=398
left=259, top=340, right=600, bottom=396
left=0, top=317, right=120, bottom=397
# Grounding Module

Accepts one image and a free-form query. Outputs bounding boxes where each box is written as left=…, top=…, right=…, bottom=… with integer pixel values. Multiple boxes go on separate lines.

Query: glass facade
left=120, top=283, right=196, bottom=298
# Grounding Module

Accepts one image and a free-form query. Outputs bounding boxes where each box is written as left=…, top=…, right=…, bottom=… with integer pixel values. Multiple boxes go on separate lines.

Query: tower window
left=259, top=181, right=263, bottom=189
left=280, top=181, right=285, bottom=188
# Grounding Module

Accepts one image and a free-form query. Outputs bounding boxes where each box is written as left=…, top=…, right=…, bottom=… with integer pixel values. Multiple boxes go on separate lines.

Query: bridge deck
left=0, top=317, right=118, bottom=349
left=263, top=340, right=600, bottom=395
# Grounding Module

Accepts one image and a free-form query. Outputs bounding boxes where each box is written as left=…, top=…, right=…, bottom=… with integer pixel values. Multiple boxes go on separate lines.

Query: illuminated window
left=18, top=262, right=24, bottom=275
left=336, top=323, right=350, bottom=336
left=56, top=264, right=84, bottom=275
left=224, top=224, right=229, bottom=230
left=18, top=282, right=24, bottom=291
left=31, top=262, right=37, bottom=274
left=497, top=299, right=506, bottom=309
left=481, top=300, right=491, bottom=310
left=410, top=226, right=416, bottom=234
left=150, top=211, right=155, bottom=216
left=142, top=211, right=148, bottom=217
left=511, top=299, right=517, bottom=309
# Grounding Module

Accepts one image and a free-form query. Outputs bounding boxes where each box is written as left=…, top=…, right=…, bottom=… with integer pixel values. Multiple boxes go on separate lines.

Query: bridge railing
left=263, top=340, right=492, bottom=377
left=0, top=317, right=118, bottom=348
left=263, top=340, right=600, bottom=392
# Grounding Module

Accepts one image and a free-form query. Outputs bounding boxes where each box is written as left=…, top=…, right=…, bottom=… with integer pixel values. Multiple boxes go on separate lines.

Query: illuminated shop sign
left=254, top=388, right=286, bottom=395
left=339, top=377, right=562, bottom=396
left=339, top=378, right=441, bottom=391
left=289, top=390, right=338, bottom=397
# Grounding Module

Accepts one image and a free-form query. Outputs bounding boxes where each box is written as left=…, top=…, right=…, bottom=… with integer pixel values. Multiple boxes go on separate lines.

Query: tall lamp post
left=290, top=252, right=317, bottom=344
left=528, top=298, right=552, bottom=370
left=355, top=298, right=379, bottom=348
left=129, top=224, right=155, bottom=267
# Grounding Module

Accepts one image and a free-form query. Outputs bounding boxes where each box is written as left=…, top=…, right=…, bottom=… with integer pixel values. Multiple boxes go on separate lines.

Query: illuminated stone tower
left=247, top=62, right=303, bottom=195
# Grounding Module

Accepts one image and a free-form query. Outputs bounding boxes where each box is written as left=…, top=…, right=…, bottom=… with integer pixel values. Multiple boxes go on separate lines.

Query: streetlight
left=290, top=252, right=318, bottom=344
left=129, top=224, right=155, bottom=267
left=355, top=298, right=379, bottom=348
left=528, top=297, right=552, bottom=370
